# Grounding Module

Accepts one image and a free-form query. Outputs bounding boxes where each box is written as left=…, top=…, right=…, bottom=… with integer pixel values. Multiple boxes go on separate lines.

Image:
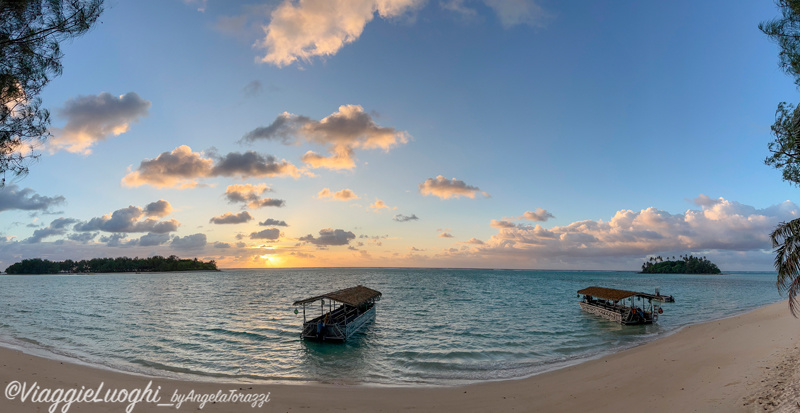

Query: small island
left=4, top=255, right=217, bottom=274
left=640, top=254, right=721, bottom=274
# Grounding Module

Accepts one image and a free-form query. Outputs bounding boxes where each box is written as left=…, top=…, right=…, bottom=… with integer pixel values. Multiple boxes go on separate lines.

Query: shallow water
left=0, top=268, right=783, bottom=385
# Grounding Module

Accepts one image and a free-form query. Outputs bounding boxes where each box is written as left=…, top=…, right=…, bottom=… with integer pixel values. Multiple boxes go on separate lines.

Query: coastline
left=0, top=301, right=798, bottom=412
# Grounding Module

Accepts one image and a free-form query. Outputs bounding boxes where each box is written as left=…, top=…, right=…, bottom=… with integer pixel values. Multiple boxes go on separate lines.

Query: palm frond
left=770, top=217, right=800, bottom=316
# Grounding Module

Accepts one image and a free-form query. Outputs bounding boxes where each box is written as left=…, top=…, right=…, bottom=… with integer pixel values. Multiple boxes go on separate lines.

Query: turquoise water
left=0, top=269, right=784, bottom=385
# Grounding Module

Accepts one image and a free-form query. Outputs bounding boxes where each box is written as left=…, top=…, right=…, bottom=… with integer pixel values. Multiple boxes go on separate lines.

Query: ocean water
left=0, top=268, right=784, bottom=385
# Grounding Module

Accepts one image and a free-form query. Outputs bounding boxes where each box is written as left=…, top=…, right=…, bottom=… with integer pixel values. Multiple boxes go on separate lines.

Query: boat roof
left=578, top=286, right=641, bottom=301
left=293, top=285, right=382, bottom=307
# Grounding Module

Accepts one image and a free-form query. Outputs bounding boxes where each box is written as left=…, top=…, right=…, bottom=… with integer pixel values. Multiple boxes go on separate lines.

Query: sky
left=1, top=0, right=799, bottom=271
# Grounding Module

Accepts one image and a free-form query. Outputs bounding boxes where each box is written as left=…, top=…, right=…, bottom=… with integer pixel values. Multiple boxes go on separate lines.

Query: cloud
left=137, top=232, right=171, bottom=247
left=522, top=208, right=554, bottom=222
left=299, top=228, right=356, bottom=246
left=122, top=145, right=302, bottom=188
left=490, top=219, right=516, bottom=228
left=464, top=237, right=485, bottom=245
left=258, top=0, right=424, bottom=67
left=442, top=0, right=549, bottom=27
left=67, top=232, right=97, bottom=243
left=143, top=200, right=173, bottom=217
left=0, top=185, right=65, bottom=212
left=100, top=233, right=130, bottom=247
left=251, top=198, right=286, bottom=208
left=439, top=232, right=454, bottom=238
left=49, top=92, right=151, bottom=154
left=369, top=199, right=391, bottom=211
left=250, top=228, right=281, bottom=240
left=214, top=241, right=231, bottom=249
left=393, top=213, right=419, bottom=222
left=318, top=188, right=359, bottom=201
left=242, top=105, right=410, bottom=170
left=24, top=218, right=78, bottom=243
left=211, top=151, right=301, bottom=178
left=471, top=196, right=800, bottom=266
left=419, top=175, right=488, bottom=199
left=482, top=0, right=548, bottom=27
left=242, top=80, right=263, bottom=97
left=259, top=218, right=288, bottom=227
left=209, top=211, right=253, bottom=224
left=73, top=205, right=180, bottom=234
left=171, top=233, right=207, bottom=250
left=225, top=184, right=271, bottom=203
left=223, top=184, right=285, bottom=208
left=121, top=145, right=214, bottom=188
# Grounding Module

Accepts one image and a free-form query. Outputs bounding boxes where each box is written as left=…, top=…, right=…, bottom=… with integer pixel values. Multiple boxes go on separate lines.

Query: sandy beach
left=0, top=300, right=798, bottom=413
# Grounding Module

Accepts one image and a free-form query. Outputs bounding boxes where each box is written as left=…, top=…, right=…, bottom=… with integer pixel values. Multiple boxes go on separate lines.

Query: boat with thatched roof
left=577, top=286, right=663, bottom=325
left=293, top=285, right=382, bottom=342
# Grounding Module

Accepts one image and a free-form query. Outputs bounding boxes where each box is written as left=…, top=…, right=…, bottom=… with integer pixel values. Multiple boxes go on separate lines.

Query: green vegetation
left=640, top=255, right=721, bottom=274
left=1, top=0, right=104, bottom=182
left=4, top=255, right=217, bottom=274
left=761, top=0, right=800, bottom=315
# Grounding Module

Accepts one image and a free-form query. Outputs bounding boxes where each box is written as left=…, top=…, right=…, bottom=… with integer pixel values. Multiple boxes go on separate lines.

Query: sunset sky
left=1, top=0, right=798, bottom=270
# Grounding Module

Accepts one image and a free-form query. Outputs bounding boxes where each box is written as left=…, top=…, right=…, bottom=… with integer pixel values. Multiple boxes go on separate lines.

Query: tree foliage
left=760, top=0, right=800, bottom=87
left=0, top=0, right=103, bottom=183
left=640, top=254, right=721, bottom=274
left=762, top=0, right=800, bottom=316
left=4, top=255, right=218, bottom=274
left=765, top=102, right=800, bottom=185
left=771, top=220, right=800, bottom=315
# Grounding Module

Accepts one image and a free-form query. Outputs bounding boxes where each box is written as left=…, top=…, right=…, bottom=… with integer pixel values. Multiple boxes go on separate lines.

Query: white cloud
left=256, top=0, right=547, bottom=67
left=258, top=0, right=424, bottom=67
left=467, top=196, right=800, bottom=268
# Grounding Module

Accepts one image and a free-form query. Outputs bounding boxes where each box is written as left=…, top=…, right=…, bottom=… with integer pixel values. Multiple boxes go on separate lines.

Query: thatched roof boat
left=577, top=286, right=664, bottom=325
left=294, top=285, right=382, bottom=342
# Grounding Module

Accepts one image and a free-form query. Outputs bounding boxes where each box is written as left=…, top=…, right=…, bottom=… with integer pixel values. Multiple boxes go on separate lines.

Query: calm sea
left=0, top=269, right=784, bottom=385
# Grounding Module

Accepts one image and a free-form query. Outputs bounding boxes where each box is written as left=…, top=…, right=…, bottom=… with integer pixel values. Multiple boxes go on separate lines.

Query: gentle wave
left=0, top=269, right=783, bottom=385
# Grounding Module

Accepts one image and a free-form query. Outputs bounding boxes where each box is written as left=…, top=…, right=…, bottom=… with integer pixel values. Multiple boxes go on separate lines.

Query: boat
left=650, top=287, right=675, bottom=302
left=577, top=286, right=662, bottom=325
left=293, top=285, right=382, bottom=342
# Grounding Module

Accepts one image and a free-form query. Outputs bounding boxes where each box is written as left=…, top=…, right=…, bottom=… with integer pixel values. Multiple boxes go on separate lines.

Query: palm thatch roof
left=293, top=285, right=382, bottom=307
left=578, top=286, right=639, bottom=301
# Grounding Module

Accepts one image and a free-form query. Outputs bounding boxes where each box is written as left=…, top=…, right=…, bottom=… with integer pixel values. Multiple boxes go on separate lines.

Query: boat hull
left=578, top=302, right=653, bottom=325
left=301, top=306, right=376, bottom=342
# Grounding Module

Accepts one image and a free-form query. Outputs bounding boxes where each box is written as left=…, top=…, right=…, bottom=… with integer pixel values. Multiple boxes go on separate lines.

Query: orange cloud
left=318, top=188, right=359, bottom=201
left=369, top=199, right=392, bottom=211
left=258, top=0, right=424, bottom=67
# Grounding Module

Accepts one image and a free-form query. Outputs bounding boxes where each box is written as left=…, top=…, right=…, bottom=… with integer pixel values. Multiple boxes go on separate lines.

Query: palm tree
left=771, top=219, right=800, bottom=316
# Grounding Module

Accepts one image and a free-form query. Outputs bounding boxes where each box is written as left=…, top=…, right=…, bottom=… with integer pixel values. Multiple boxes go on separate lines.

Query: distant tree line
left=640, top=254, right=721, bottom=274
left=4, top=255, right=217, bottom=274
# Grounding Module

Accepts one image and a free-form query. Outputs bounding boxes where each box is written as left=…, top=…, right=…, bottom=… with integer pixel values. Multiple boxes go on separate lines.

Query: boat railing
left=329, top=323, right=345, bottom=339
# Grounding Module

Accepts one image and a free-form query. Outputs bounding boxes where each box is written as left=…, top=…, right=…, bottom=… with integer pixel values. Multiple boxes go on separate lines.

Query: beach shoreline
left=0, top=300, right=798, bottom=412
